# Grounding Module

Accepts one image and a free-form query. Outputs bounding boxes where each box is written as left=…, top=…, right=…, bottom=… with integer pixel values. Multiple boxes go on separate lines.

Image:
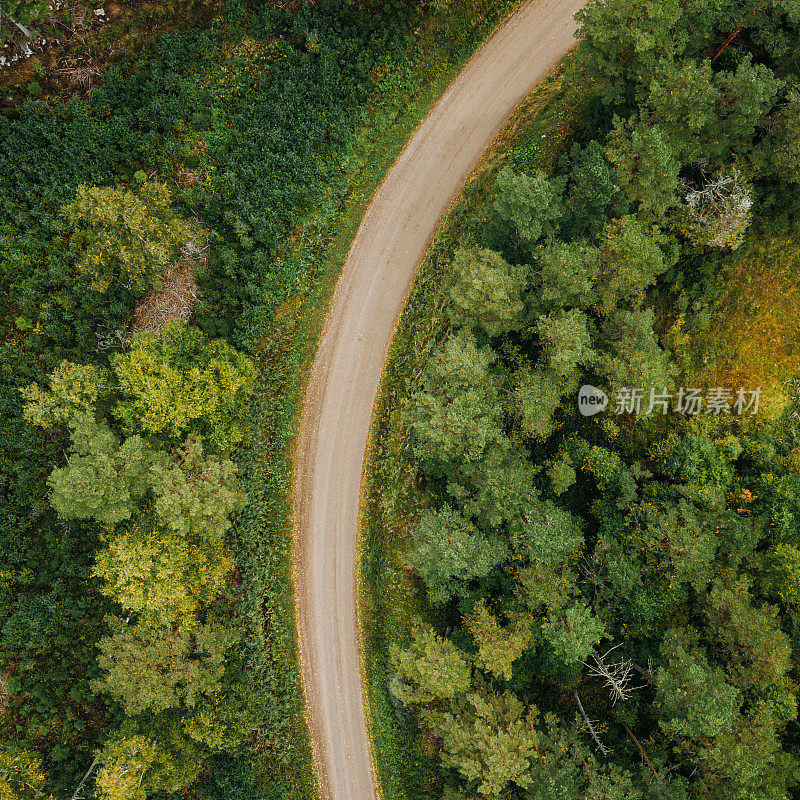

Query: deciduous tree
left=406, top=505, right=508, bottom=603
left=111, top=322, right=255, bottom=453
left=63, top=181, right=190, bottom=294
left=390, top=625, right=472, bottom=705
left=448, top=247, right=527, bottom=336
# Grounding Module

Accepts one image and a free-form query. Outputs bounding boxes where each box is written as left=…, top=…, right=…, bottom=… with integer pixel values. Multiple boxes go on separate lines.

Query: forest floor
left=292, top=2, right=584, bottom=799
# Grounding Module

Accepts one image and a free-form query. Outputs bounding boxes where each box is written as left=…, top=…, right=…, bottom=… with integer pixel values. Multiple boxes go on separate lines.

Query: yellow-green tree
left=0, top=744, right=54, bottom=800
left=63, top=181, right=190, bottom=293
left=112, top=322, right=255, bottom=453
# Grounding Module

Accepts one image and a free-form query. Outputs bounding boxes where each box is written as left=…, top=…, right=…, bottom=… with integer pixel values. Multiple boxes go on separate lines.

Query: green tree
left=537, top=239, right=600, bottom=309
left=605, top=117, right=681, bottom=220
left=21, top=361, right=108, bottom=429
left=595, top=217, right=673, bottom=313
left=406, top=505, right=508, bottom=603
left=563, top=140, right=624, bottom=236
left=701, top=704, right=800, bottom=800
left=760, top=544, right=800, bottom=606
left=93, top=524, right=233, bottom=622
left=450, top=442, right=539, bottom=531
left=516, top=500, right=583, bottom=566
left=571, top=0, right=689, bottom=103
left=47, top=414, right=155, bottom=525
left=465, top=600, right=534, bottom=681
left=537, top=308, right=595, bottom=377
left=645, top=59, right=720, bottom=159
left=752, top=88, right=800, bottom=181
left=493, top=166, right=564, bottom=246
left=513, top=366, right=569, bottom=441
left=541, top=602, right=605, bottom=665
left=93, top=617, right=237, bottom=717
left=714, top=56, right=782, bottom=156
left=423, top=688, right=536, bottom=798
left=656, top=639, right=740, bottom=740
left=705, top=577, right=793, bottom=704
left=112, top=322, right=255, bottom=453
left=149, top=435, right=244, bottom=540
left=63, top=181, right=190, bottom=294
left=390, top=625, right=472, bottom=705
left=596, top=307, right=674, bottom=393
left=408, top=331, right=503, bottom=468
left=448, top=247, right=527, bottom=336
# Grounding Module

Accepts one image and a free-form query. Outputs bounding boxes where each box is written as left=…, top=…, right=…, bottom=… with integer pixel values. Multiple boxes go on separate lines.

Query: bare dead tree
left=70, top=755, right=100, bottom=800
left=574, top=691, right=611, bottom=756
left=584, top=644, right=643, bottom=705
left=684, top=167, right=753, bottom=249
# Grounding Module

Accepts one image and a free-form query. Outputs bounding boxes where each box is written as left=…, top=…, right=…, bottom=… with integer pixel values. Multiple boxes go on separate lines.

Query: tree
left=760, top=544, right=800, bottom=606
left=625, top=500, right=719, bottom=593
left=493, top=167, right=564, bottom=246
left=93, top=524, right=233, bottom=622
left=47, top=414, right=155, bottom=525
left=548, top=451, right=577, bottom=496
left=536, top=308, right=595, bottom=377
left=95, top=736, right=158, bottom=800
left=94, top=725, right=203, bottom=800
left=605, top=117, right=681, bottom=220
left=406, top=505, right=508, bottom=603
left=63, top=181, right=190, bottom=294
left=149, top=435, right=244, bottom=541
left=752, top=89, right=800, bottom=181
left=423, top=688, right=537, bottom=798
left=390, top=625, right=472, bottom=705
left=111, top=322, right=255, bottom=453
left=537, top=239, right=600, bottom=309
left=21, top=361, right=108, bottom=429
left=705, top=577, right=793, bottom=704
left=563, top=140, right=624, bottom=236
left=713, top=56, right=781, bottom=157
left=449, top=442, right=539, bottom=531
left=572, top=440, right=638, bottom=509
left=0, top=743, right=54, bottom=800
left=682, top=168, right=753, bottom=250
left=571, top=0, right=689, bottom=104
left=655, top=639, right=740, bottom=740
left=448, top=247, right=527, bottom=336
left=700, top=703, right=800, bottom=800
left=516, top=499, right=583, bottom=566
left=645, top=59, right=720, bottom=160
left=595, top=307, right=674, bottom=393
left=541, top=602, right=605, bottom=666
left=513, top=366, right=568, bottom=441
left=596, top=217, right=673, bottom=313
left=465, top=600, right=534, bottom=681
left=407, top=331, right=503, bottom=469
left=93, top=616, right=237, bottom=717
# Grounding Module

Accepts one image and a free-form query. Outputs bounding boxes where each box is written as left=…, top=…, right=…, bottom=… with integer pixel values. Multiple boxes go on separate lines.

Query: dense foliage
left=0, top=1, right=436, bottom=796
left=386, top=2, right=800, bottom=799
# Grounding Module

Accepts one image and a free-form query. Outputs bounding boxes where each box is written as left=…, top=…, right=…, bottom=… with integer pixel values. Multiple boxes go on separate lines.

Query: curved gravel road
left=293, top=2, right=585, bottom=799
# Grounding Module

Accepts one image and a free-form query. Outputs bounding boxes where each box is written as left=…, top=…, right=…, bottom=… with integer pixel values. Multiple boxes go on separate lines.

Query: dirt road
left=293, top=2, right=585, bottom=798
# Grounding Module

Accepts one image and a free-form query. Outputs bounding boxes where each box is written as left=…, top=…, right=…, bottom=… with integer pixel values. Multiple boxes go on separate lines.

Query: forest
left=3, top=0, right=800, bottom=798
left=0, top=0, right=519, bottom=798
left=371, top=1, right=800, bottom=799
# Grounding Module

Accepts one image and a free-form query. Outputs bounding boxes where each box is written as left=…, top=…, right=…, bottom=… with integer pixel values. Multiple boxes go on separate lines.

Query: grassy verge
left=358, top=63, right=587, bottom=800
left=228, top=3, right=547, bottom=796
